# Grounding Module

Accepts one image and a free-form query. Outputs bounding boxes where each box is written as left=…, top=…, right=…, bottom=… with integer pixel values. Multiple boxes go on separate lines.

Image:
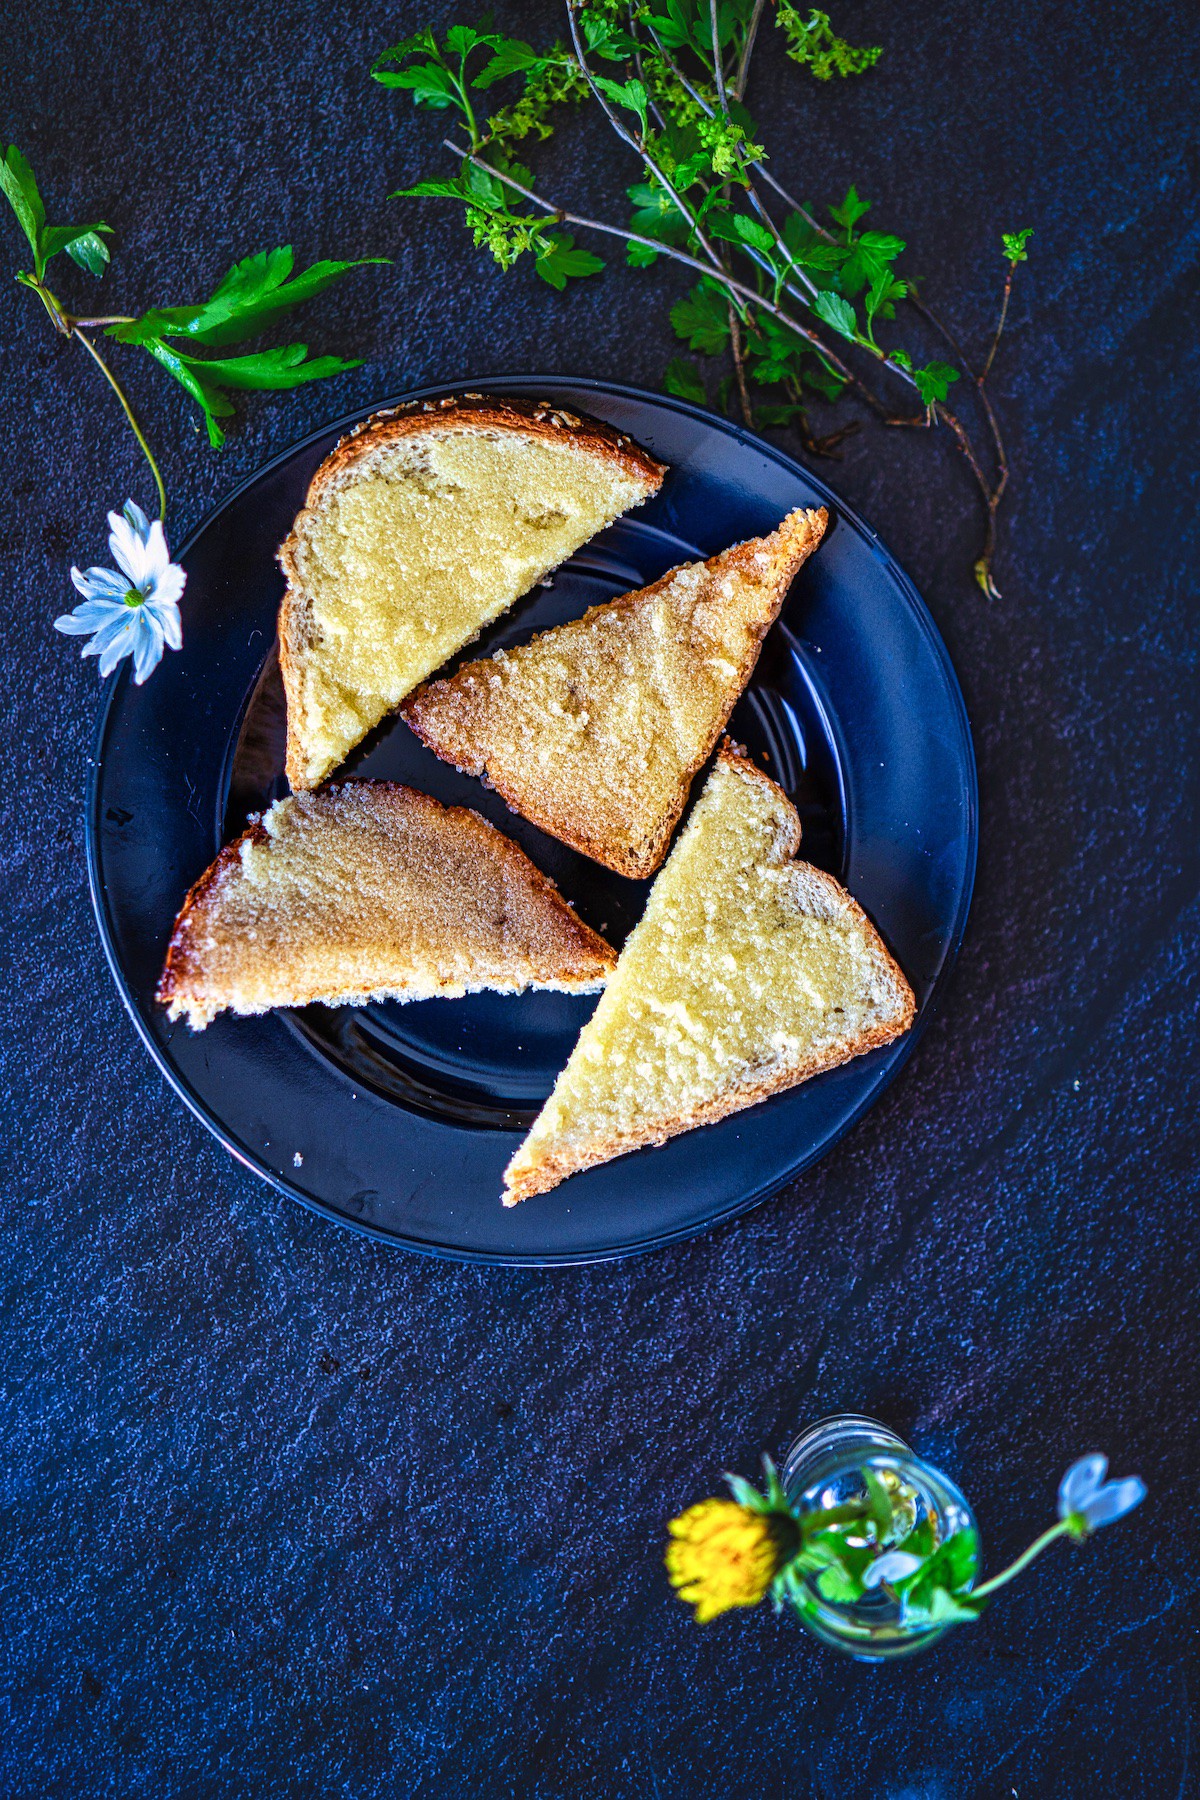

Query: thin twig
left=709, top=0, right=729, bottom=109
left=781, top=374, right=858, bottom=458
left=980, top=260, right=1015, bottom=385
left=908, top=288, right=1008, bottom=509
left=628, top=4, right=667, bottom=130
left=443, top=137, right=867, bottom=387
left=728, top=303, right=754, bottom=426
left=640, top=10, right=834, bottom=274
left=734, top=0, right=768, bottom=100
left=566, top=3, right=725, bottom=277
left=753, top=166, right=833, bottom=240
left=644, top=19, right=716, bottom=116
left=637, top=20, right=823, bottom=310
left=73, top=328, right=167, bottom=519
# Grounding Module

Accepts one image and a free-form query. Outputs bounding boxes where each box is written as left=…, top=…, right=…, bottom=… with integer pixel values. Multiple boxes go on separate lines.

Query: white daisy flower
left=55, top=500, right=185, bottom=684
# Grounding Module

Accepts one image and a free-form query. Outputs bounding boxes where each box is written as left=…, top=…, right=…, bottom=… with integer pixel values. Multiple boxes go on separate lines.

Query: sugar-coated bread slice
left=402, top=507, right=827, bottom=879
left=502, top=745, right=915, bottom=1204
left=157, top=781, right=616, bottom=1031
left=277, top=395, right=666, bottom=790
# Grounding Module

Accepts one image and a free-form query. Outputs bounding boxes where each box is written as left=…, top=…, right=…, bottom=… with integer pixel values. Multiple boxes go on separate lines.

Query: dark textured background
left=3, top=3, right=1198, bottom=1795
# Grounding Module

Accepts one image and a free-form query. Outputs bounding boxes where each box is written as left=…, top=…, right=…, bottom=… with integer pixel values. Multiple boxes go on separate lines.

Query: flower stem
left=799, top=1499, right=872, bottom=1534
left=72, top=328, right=167, bottom=521
left=970, top=1519, right=1072, bottom=1601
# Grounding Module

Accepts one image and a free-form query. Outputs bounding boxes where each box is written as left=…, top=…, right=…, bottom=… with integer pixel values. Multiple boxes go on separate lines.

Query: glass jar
left=781, top=1413, right=980, bottom=1661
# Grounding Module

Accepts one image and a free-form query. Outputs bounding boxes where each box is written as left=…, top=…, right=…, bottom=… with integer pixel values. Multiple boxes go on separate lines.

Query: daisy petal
left=132, top=616, right=166, bottom=684
left=122, top=499, right=151, bottom=538
left=72, top=564, right=130, bottom=602
left=97, top=622, right=138, bottom=677
left=146, top=561, right=186, bottom=609
left=147, top=598, right=183, bottom=651
left=55, top=597, right=128, bottom=635
left=108, top=509, right=153, bottom=588
left=141, top=517, right=172, bottom=584
left=83, top=611, right=137, bottom=659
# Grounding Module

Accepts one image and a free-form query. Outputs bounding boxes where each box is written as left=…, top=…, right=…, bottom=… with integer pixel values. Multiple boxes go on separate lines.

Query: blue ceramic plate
left=87, top=377, right=976, bottom=1265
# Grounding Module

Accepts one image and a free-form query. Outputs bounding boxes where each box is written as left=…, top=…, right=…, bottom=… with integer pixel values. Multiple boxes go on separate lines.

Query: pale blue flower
left=1058, top=1454, right=1146, bottom=1535
left=862, top=1549, right=925, bottom=1589
left=55, top=500, right=185, bottom=684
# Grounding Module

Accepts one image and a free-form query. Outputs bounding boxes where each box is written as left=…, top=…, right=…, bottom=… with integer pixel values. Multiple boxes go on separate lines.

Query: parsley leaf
left=627, top=180, right=689, bottom=244
left=0, top=145, right=111, bottom=281
left=840, top=228, right=905, bottom=296
left=111, top=249, right=386, bottom=350
left=913, top=359, right=959, bottom=405
left=581, top=11, right=638, bottom=60
left=829, top=184, right=871, bottom=234
left=1002, top=227, right=1033, bottom=263
left=143, top=339, right=362, bottom=448
left=534, top=231, right=604, bottom=289
left=813, top=289, right=857, bottom=340
left=708, top=210, right=776, bottom=254
left=0, top=145, right=43, bottom=263
left=61, top=230, right=111, bottom=276
left=473, top=38, right=543, bottom=88
left=670, top=280, right=732, bottom=354
left=373, top=61, right=459, bottom=107
left=663, top=356, right=706, bottom=405
left=592, top=75, right=649, bottom=135
left=895, top=1527, right=982, bottom=1625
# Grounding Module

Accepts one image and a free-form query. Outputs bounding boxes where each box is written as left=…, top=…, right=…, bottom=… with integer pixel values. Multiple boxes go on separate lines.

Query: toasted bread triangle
left=157, top=781, right=616, bottom=1031
left=502, top=746, right=915, bottom=1204
left=402, top=507, right=827, bottom=878
left=277, top=397, right=665, bottom=790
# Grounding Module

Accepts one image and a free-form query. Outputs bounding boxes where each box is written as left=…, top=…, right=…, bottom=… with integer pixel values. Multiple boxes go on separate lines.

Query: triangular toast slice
left=402, top=507, right=827, bottom=879
left=503, top=745, right=914, bottom=1204
left=278, top=396, right=665, bottom=790
left=157, top=781, right=616, bottom=1030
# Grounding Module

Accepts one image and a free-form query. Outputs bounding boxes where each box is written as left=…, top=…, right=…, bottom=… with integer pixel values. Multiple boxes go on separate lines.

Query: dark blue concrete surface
left=2, top=3, right=1198, bottom=1794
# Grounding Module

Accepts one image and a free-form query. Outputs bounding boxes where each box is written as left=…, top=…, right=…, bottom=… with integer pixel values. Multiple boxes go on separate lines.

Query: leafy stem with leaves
left=1, top=145, right=386, bottom=522
left=375, top=3, right=1032, bottom=595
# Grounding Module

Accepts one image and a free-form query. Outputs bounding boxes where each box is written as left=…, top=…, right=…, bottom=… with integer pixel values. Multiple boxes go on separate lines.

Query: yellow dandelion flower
left=665, top=1498, right=795, bottom=1623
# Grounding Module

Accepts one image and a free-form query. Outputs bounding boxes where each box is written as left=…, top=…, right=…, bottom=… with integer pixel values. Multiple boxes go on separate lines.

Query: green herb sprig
left=1, top=145, right=387, bottom=519
left=374, top=3, right=1031, bottom=595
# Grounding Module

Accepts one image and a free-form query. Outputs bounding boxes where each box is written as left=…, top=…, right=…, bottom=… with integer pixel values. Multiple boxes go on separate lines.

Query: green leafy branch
left=374, top=3, right=1032, bottom=594
left=1, top=145, right=386, bottom=519
left=729, top=1449, right=1144, bottom=1634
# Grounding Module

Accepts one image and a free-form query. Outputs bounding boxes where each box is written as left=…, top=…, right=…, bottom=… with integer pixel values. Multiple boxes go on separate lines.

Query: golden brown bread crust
left=402, top=508, right=828, bottom=880
left=275, top=396, right=667, bottom=794
left=284, top=394, right=666, bottom=514
left=502, top=743, right=916, bottom=1204
left=156, top=779, right=616, bottom=1024
left=155, top=820, right=270, bottom=1010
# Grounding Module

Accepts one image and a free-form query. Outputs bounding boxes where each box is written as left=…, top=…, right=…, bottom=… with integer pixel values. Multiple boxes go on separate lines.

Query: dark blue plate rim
left=85, top=373, right=978, bottom=1266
